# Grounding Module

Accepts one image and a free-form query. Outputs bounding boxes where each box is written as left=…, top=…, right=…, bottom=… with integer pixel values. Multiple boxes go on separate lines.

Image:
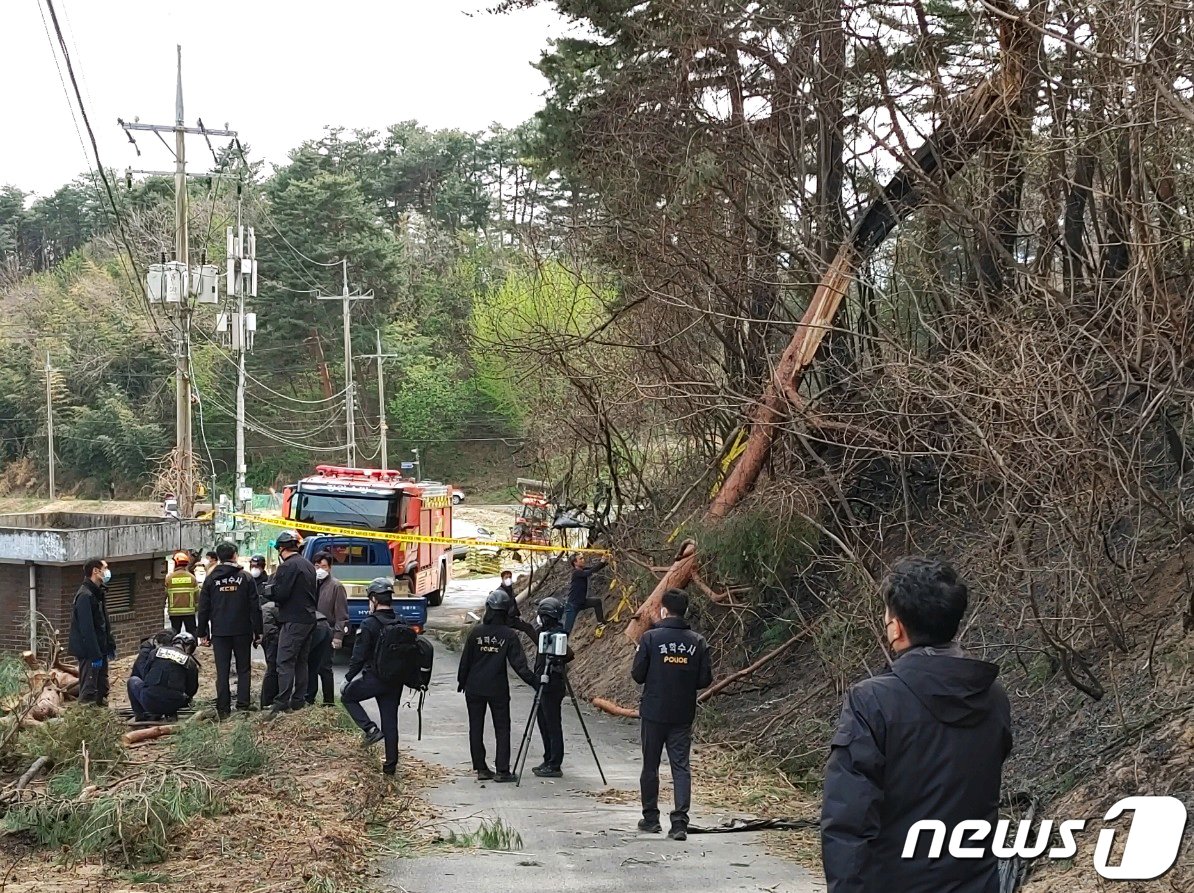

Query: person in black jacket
left=69, top=557, right=117, bottom=705
left=498, top=570, right=515, bottom=602
left=342, top=578, right=406, bottom=775
left=248, top=554, right=269, bottom=588
left=266, top=530, right=318, bottom=717
left=821, top=557, right=1012, bottom=893
left=259, top=598, right=281, bottom=709
left=563, top=555, right=609, bottom=634
left=486, top=587, right=537, bottom=642
left=530, top=596, right=573, bottom=778
left=197, top=541, right=262, bottom=718
left=127, top=631, right=200, bottom=720
left=130, top=629, right=175, bottom=685
left=631, top=588, right=713, bottom=841
left=458, top=590, right=537, bottom=781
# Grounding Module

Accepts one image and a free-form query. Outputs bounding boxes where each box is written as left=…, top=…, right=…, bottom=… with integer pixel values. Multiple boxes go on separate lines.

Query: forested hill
left=0, top=121, right=593, bottom=497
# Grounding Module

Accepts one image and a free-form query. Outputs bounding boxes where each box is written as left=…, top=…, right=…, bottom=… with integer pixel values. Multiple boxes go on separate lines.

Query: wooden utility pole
left=362, top=330, right=399, bottom=470
left=44, top=353, right=55, bottom=501
left=315, top=261, right=372, bottom=467
left=119, top=46, right=235, bottom=517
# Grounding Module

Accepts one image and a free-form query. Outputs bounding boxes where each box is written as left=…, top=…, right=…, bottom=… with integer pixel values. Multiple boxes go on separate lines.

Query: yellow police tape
left=227, top=512, right=610, bottom=557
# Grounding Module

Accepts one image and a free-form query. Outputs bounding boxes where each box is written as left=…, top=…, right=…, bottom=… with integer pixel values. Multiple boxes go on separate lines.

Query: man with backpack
left=342, top=578, right=429, bottom=776
left=458, top=589, right=538, bottom=782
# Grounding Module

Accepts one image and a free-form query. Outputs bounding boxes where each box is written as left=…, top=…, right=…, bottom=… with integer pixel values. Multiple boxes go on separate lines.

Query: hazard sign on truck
left=279, top=465, right=453, bottom=607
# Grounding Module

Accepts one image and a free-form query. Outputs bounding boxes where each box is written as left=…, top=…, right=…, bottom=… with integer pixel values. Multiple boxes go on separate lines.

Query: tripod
left=513, top=658, right=607, bottom=786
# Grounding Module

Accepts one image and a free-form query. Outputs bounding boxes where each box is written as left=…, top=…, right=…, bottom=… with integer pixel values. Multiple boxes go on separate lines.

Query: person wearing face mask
left=69, top=557, right=117, bottom=706
left=498, top=570, right=515, bottom=602
left=631, top=588, right=712, bottom=841
left=249, top=555, right=269, bottom=587
left=308, top=552, right=349, bottom=706
left=820, top=557, right=1012, bottom=893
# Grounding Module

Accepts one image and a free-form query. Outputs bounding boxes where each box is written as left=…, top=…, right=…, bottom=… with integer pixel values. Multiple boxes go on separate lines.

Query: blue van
left=300, top=535, right=428, bottom=638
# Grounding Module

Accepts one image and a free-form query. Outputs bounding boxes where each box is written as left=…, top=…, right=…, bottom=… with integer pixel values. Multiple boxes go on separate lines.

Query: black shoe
left=262, top=707, right=286, bottom=723
left=217, top=710, right=231, bottom=722
left=668, top=824, right=688, bottom=841
left=476, top=767, right=494, bottom=781
left=383, top=764, right=397, bottom=776
left=493, top=771, right=516, bottom=783
left=237, top=703, right=257, bottom=712
left=321, top=700, right=335, bottom=708
left=362, top=727, right=385, bottom=747
left=637, top=818, right=662, bottom=834
left=532, top=765, right=563, bottom=778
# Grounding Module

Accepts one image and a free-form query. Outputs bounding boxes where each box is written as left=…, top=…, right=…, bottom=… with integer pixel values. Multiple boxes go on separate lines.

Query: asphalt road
left=378, top=640, right=819, bottom=893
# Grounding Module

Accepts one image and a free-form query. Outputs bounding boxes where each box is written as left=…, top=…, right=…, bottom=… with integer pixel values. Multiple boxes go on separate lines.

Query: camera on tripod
left=538, top=631, right=569, bottom=657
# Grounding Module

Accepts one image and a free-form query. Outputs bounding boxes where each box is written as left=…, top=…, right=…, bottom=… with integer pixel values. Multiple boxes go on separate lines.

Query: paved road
left=378, top=641, right=819, bottom=893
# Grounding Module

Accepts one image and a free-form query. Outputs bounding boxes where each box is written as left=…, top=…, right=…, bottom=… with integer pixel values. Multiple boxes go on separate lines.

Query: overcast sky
left=2, top=0, right=568, bottom=197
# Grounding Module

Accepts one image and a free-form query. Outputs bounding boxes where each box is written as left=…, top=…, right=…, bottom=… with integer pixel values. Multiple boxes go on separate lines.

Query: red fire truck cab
left=280, top=465, right=453, bottom=606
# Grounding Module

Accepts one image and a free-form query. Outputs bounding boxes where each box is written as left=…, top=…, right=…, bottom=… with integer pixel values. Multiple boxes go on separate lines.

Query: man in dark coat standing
left=197, top=541, right=262, bottom=718
left=631, top=588, right=713, bottom=841
left=563, top=554, right=609, bottom=633
left=266, top=530, right=317, bottom=717
left=821, top=556, right=1013, bottom=893
left=69, top=557, right=117, bottom=705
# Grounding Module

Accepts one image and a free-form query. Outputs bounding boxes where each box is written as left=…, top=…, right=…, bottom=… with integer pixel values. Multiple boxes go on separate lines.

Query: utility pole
left=362, top=330, right=399, bottom=470
left=44, top=353, right=55, bottom=501
left=316, top=260, right=372, bottom=467
left=222, top=187, right=257, bottom=532
left=122, top=45, right=234, bottom=517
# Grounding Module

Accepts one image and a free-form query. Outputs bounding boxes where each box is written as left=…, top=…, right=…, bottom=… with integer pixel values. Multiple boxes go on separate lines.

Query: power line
left=41, top=0, right=153, bottom=319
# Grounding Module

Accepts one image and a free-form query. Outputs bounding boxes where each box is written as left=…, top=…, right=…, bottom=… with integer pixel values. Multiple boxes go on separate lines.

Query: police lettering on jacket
left=477, top=635, right=504, bottom=653
left=659, top=640, right=698, bottom=663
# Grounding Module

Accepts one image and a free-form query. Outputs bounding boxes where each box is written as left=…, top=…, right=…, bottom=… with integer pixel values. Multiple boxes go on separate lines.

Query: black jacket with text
left=141, top=644, right=200, bottom=700
left=458, top=619, right=536, bottom=698
left=631, top=616, right=713, bottom=725
left=345, top=607, right=400, bottom=684
left=197, top=562, right=262, bottom=639
left=820, top=643, right=1013, bottom=893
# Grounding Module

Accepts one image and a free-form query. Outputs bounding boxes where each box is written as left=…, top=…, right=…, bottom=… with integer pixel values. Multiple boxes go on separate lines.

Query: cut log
left=122, top=725, right=177, bottom=746
left=592, top=697, right=639, bottom=719
left=21, top=651, right=40, bottom=670
left=28, top=687, right=63, bottom=722
left=698, top=633, right=803, bottom=703
left=624, top=541, right=697, bottom=643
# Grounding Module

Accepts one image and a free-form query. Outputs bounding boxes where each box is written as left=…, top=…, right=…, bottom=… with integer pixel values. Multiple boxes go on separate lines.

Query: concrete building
left=0, top=512, right=212, bottom=657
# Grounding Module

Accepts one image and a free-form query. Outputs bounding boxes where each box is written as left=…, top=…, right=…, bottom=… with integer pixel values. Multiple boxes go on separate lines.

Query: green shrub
left=19, top=705, right=125, bottom=772
left=172, top=718, right=266, bottom=779
left=695, top=503, right=816, bottom=593
left=5, top=767, right=219, bottom=866
left=0, top=656, right=27, bottom=699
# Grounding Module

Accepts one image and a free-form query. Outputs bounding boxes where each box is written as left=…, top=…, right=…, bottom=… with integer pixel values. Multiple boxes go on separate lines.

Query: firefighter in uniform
left=165, top=551, right=200, bottom=636
left=631, top=588, right=713, bottom=841
left=458, top=590, right=537, bottom=782
left=127, top=631, right=200, bottom=721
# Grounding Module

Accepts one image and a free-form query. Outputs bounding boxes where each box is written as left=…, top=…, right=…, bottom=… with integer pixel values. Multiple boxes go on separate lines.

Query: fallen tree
left=626, top=0, right=1042, bottom=644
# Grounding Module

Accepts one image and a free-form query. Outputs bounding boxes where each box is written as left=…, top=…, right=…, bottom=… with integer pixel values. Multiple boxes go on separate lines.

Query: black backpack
left=372, top=616, right=420, bottom=687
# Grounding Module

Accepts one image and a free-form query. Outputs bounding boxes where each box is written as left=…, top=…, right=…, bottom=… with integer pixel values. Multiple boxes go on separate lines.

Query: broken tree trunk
left=624, top=540, right=698, bottom=643
left=698, top=633, right=802, bottom=703
left=622, top=1, right=1040, bottom=645
left=592, top=697, right=639, bottom=719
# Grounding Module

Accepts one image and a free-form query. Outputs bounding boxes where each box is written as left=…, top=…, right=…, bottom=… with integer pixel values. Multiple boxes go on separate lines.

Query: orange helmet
left=172, top=551, right=190, bottom=565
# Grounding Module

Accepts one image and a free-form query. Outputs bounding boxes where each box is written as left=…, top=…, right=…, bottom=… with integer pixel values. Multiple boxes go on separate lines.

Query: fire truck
left=280, top=465, right=453, bottom=607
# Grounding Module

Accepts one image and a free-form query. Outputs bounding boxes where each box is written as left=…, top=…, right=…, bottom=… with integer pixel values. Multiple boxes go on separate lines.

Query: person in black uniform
left=486, top=587, right=537, bottom=642
left=531, top=596, right=573, bottom=778
left=248, top=554, right=269, bottom=589
left=631, top=588, right=713, bottom=841
left=267, top=530, right=318, bottom=717
left=259, top=597, right=281, bottom=709
left=458, top=590, right=537, bottom=781
left=197, top=541, right=262, bottom=719
left=131, top=628, right=175, bottom=685
left=69, top=558, right=116, bottom=705
left=342, top=578, right=407, bottom=776
left=127, top=631, right=200, bottom=721
left=498, top=570, right=515, bottom=602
